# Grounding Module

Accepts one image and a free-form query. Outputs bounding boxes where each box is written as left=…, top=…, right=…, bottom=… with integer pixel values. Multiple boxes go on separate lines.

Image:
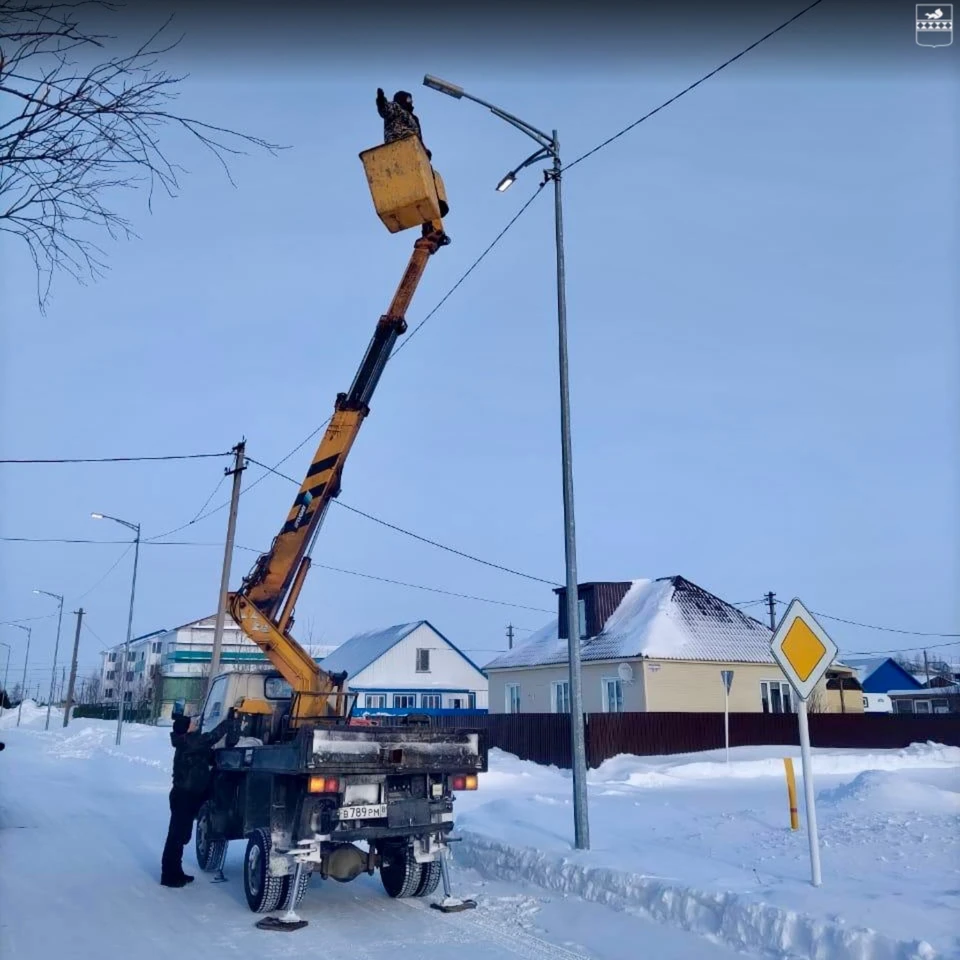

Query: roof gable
left=321, top=620, right=484, bottom=680
left=845, top=657, right=923, bottom=693
left=484, top=575, right=774, bottom=670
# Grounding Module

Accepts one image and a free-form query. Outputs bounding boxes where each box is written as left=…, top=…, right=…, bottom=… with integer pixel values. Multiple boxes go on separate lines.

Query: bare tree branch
left=0, top=0, right=285, bottom=311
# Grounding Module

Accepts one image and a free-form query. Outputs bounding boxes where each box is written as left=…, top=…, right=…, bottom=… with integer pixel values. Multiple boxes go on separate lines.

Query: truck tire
left=243, top=829, right=288, bottom=914
left=414, top=859, right=441, bottom=898
left=379, top=842, right=422, bottom=899
left=194, top=803, right=226, bottom=872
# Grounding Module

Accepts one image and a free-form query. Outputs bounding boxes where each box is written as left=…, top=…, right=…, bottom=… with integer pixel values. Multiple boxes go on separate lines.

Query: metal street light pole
left=34, top=588, right=64, bottom=730
left=11, top=624, right=32, bottom=726
left=423, top=74, right=589, bottom=849
left=0, top=641, right=11, bottom=717
left=92, top=512, right=141, bottom=746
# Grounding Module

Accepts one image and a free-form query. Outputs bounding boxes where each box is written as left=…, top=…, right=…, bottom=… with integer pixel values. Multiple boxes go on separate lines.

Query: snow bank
left=818, top=769, right=960, bottom=817
left=0, top=700, right=55, bottom=729
left=590, top=741, right=960, bottom=787
left=454, top=831, right=940, bottom=960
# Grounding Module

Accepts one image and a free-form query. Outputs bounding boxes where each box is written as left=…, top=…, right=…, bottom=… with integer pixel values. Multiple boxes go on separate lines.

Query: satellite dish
left=617, top=662, right=634, bottom=683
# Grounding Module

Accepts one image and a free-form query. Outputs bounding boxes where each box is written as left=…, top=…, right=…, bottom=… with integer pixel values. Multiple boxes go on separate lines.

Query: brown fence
left=431, top=712, right=960, bottom=769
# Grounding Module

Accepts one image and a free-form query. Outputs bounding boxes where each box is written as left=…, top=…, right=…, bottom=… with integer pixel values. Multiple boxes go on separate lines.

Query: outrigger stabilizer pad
left=431, top=897, right=478, bottom=913
left=255, top=916, right=309, bottom=933
left=431, top=851, right=477, bottom=912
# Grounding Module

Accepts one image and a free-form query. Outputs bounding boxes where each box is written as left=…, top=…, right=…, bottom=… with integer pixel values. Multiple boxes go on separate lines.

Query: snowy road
left=0, top=712, right=744, bottom=960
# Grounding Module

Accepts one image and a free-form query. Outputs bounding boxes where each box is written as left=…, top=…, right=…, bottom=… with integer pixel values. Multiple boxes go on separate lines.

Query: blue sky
left=1, top=1, right=958, bottom=693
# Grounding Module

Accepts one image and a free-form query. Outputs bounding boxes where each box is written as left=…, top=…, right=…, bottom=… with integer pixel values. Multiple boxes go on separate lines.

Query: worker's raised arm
left=198, top=708, right=236, bottom=749
left=376, top=87, right=389, bottom=118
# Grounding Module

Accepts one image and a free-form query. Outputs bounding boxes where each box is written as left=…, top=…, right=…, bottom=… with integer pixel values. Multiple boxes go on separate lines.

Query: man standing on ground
left=160, top=708, right=236, bottom=887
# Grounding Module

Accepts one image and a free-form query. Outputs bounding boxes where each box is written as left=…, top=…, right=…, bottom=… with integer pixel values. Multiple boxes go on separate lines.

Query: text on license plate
left=337, top=803, right=388, bottom=820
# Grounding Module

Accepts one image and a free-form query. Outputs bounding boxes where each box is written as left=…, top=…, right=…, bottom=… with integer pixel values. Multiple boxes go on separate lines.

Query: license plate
left=337, top=803, right=387, bottom=821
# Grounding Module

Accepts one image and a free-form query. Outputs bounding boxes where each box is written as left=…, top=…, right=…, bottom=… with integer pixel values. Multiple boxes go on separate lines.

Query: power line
left=846, top=640, right=960, bottom=657
left=0, top=451, right=231, bottom=464
left=75, top=543, right=135, bottom=602
left=305, top=561, right=554, bottom=614
left=245, top=457, right=558, bottom=587
left=565, top=0, right=826, bottom=173
left=773, top=598, right=959, bottom=638
left=391, top=183, right=548, bottom=358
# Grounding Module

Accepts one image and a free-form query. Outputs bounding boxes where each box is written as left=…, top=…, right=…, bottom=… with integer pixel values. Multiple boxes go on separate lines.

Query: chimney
left=555, top=582, right=632, bottom=640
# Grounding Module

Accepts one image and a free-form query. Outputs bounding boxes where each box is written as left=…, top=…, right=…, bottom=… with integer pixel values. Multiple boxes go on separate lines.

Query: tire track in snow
left=400, top=896, right=592, bottom=960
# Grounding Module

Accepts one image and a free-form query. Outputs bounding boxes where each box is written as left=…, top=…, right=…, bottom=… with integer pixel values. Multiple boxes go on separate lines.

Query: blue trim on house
left=352, top=687, right=473, bottom=695
left=352, top=707, right=488, bottom=718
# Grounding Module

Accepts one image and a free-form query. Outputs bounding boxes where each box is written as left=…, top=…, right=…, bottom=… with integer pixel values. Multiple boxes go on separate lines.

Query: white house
left=319, top=620, right=488, bottom=716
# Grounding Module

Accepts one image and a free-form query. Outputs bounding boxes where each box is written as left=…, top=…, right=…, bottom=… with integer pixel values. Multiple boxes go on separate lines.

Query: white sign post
left=769, top=598, right=838, bottom=888
left=720, top=669, right=734, bottom=764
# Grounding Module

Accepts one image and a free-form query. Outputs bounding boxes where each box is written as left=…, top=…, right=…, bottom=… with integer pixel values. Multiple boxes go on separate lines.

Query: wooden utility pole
left=507, top=624, right=514, bottom=650
left=207, top=440, right=247, bottom=694
left=63, top=608, right=85, bottom=725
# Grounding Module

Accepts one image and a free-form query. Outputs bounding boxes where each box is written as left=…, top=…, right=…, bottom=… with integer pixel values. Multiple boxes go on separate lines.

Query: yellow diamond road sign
left=770, top=598, right=838, bottom=701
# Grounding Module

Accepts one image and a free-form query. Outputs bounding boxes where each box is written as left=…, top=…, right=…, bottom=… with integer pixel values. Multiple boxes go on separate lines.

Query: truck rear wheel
left=414, top=859, right=441, bottom=897
left=194, top=803, right=226, bottom=872
left=379, top=842, right=422, bottom=898
left=243, top=829, right=288, bottom=914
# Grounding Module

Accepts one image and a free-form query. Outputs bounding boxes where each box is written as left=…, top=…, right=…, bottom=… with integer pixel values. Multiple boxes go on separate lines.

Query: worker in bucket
left=376, top=87, right=450, bottom=241
left=160, top=707, right=237, bottom=887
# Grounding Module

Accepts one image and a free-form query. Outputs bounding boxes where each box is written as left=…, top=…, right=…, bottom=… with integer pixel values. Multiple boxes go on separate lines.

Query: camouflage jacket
left=377, top=99, right=429, bottom=156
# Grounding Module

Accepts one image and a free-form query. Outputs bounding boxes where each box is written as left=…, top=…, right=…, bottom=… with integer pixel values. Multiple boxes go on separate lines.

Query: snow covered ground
left=1, top=706, right=957, bottom=960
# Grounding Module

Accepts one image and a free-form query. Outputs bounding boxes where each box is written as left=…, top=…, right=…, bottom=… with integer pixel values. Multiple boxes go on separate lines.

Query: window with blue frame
left=421, top=694, right=441, bottom=709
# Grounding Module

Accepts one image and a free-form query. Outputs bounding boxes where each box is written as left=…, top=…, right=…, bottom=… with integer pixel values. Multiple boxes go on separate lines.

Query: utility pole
left=766, top=592, right=777, bottom=631
left=507, top=624, right=514, bottom=650
left=923, top=649, right=931, bottom=686
left=207, top=440, right=247, bottom=693
left=63, top=608, right=84, bottom=727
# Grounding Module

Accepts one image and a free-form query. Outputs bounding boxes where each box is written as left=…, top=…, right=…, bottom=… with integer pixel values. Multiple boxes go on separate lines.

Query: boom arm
left=229, top=231, right=446, bottom=721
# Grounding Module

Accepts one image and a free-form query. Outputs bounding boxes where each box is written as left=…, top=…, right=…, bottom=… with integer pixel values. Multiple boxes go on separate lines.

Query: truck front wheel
left=243, top=829, right=288, bottom=914
left=195, top=803, right=226, bottom=872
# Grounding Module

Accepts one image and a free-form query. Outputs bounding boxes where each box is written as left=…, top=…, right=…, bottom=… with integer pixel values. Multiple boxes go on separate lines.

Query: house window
left=449, top=697, right=464, bottom=709
left=914, top=700, right=931, bottom=714
left=894, top=700, right=914, bottom=714
left=108, top=652, right=116, bottom=663
left=760, top=680, right=794, bottom=714
left=602, top=678, right=624, bottom=713
left=152, top=641, right=162, bottom=654
left=505, top=683, right=521, bottom=714
left=125, top=671, right=134, bottom=683
left=416, top=649, right=430, bottom=673
left=467, top=692, right=476, bottom=710
left=862, top=697, right=869, bottom=709
left=104, top=688, right=113, bottom=699
left=106, top=671, right=115, bottom=682
left=421, top=694, right=441, bottom=709
left=393, top=694, right=416, bottom=709
left=932, top=699, right=950, bottom=714
left=552, top=681, right=570, bottom=714
left=365, top=694, right=386, bottom=708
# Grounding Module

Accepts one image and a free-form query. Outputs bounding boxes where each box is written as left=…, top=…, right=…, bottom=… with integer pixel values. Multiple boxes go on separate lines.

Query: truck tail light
left=308, top=775, right=340, bottom=794
left=450, top=774, right=478, bottom=791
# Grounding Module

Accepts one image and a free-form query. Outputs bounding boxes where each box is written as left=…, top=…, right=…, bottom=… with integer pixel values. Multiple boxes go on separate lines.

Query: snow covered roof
left=319, top=622, right=424, bottom=678
left=843, top=657, right=888, bottom=684
left=484, top=576, right=775, bottom=670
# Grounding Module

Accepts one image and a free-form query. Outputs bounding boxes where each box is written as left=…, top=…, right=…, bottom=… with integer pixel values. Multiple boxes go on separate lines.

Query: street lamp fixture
left=423, top=73, right=590, bottom=851
left=34, top=588, right=64, bottom=730
left=92, top=511, right=141, bottom=745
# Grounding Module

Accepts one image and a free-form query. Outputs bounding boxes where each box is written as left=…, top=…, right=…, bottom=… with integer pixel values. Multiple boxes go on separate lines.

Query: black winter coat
left=170, top=714, right=233, bottom=795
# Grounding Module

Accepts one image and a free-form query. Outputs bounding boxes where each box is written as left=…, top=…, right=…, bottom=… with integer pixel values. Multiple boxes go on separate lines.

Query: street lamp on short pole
left=92, top=512, right=141, bottom=746
left=423, top=73, right=590, bottom=850
left=10, top=623, right=32, bottom=727
left=34, top=588, right=64, bottom=730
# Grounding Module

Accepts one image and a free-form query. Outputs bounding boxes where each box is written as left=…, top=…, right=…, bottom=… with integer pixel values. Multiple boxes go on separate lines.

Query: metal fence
left=430, top=712, right=960, bottom=769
